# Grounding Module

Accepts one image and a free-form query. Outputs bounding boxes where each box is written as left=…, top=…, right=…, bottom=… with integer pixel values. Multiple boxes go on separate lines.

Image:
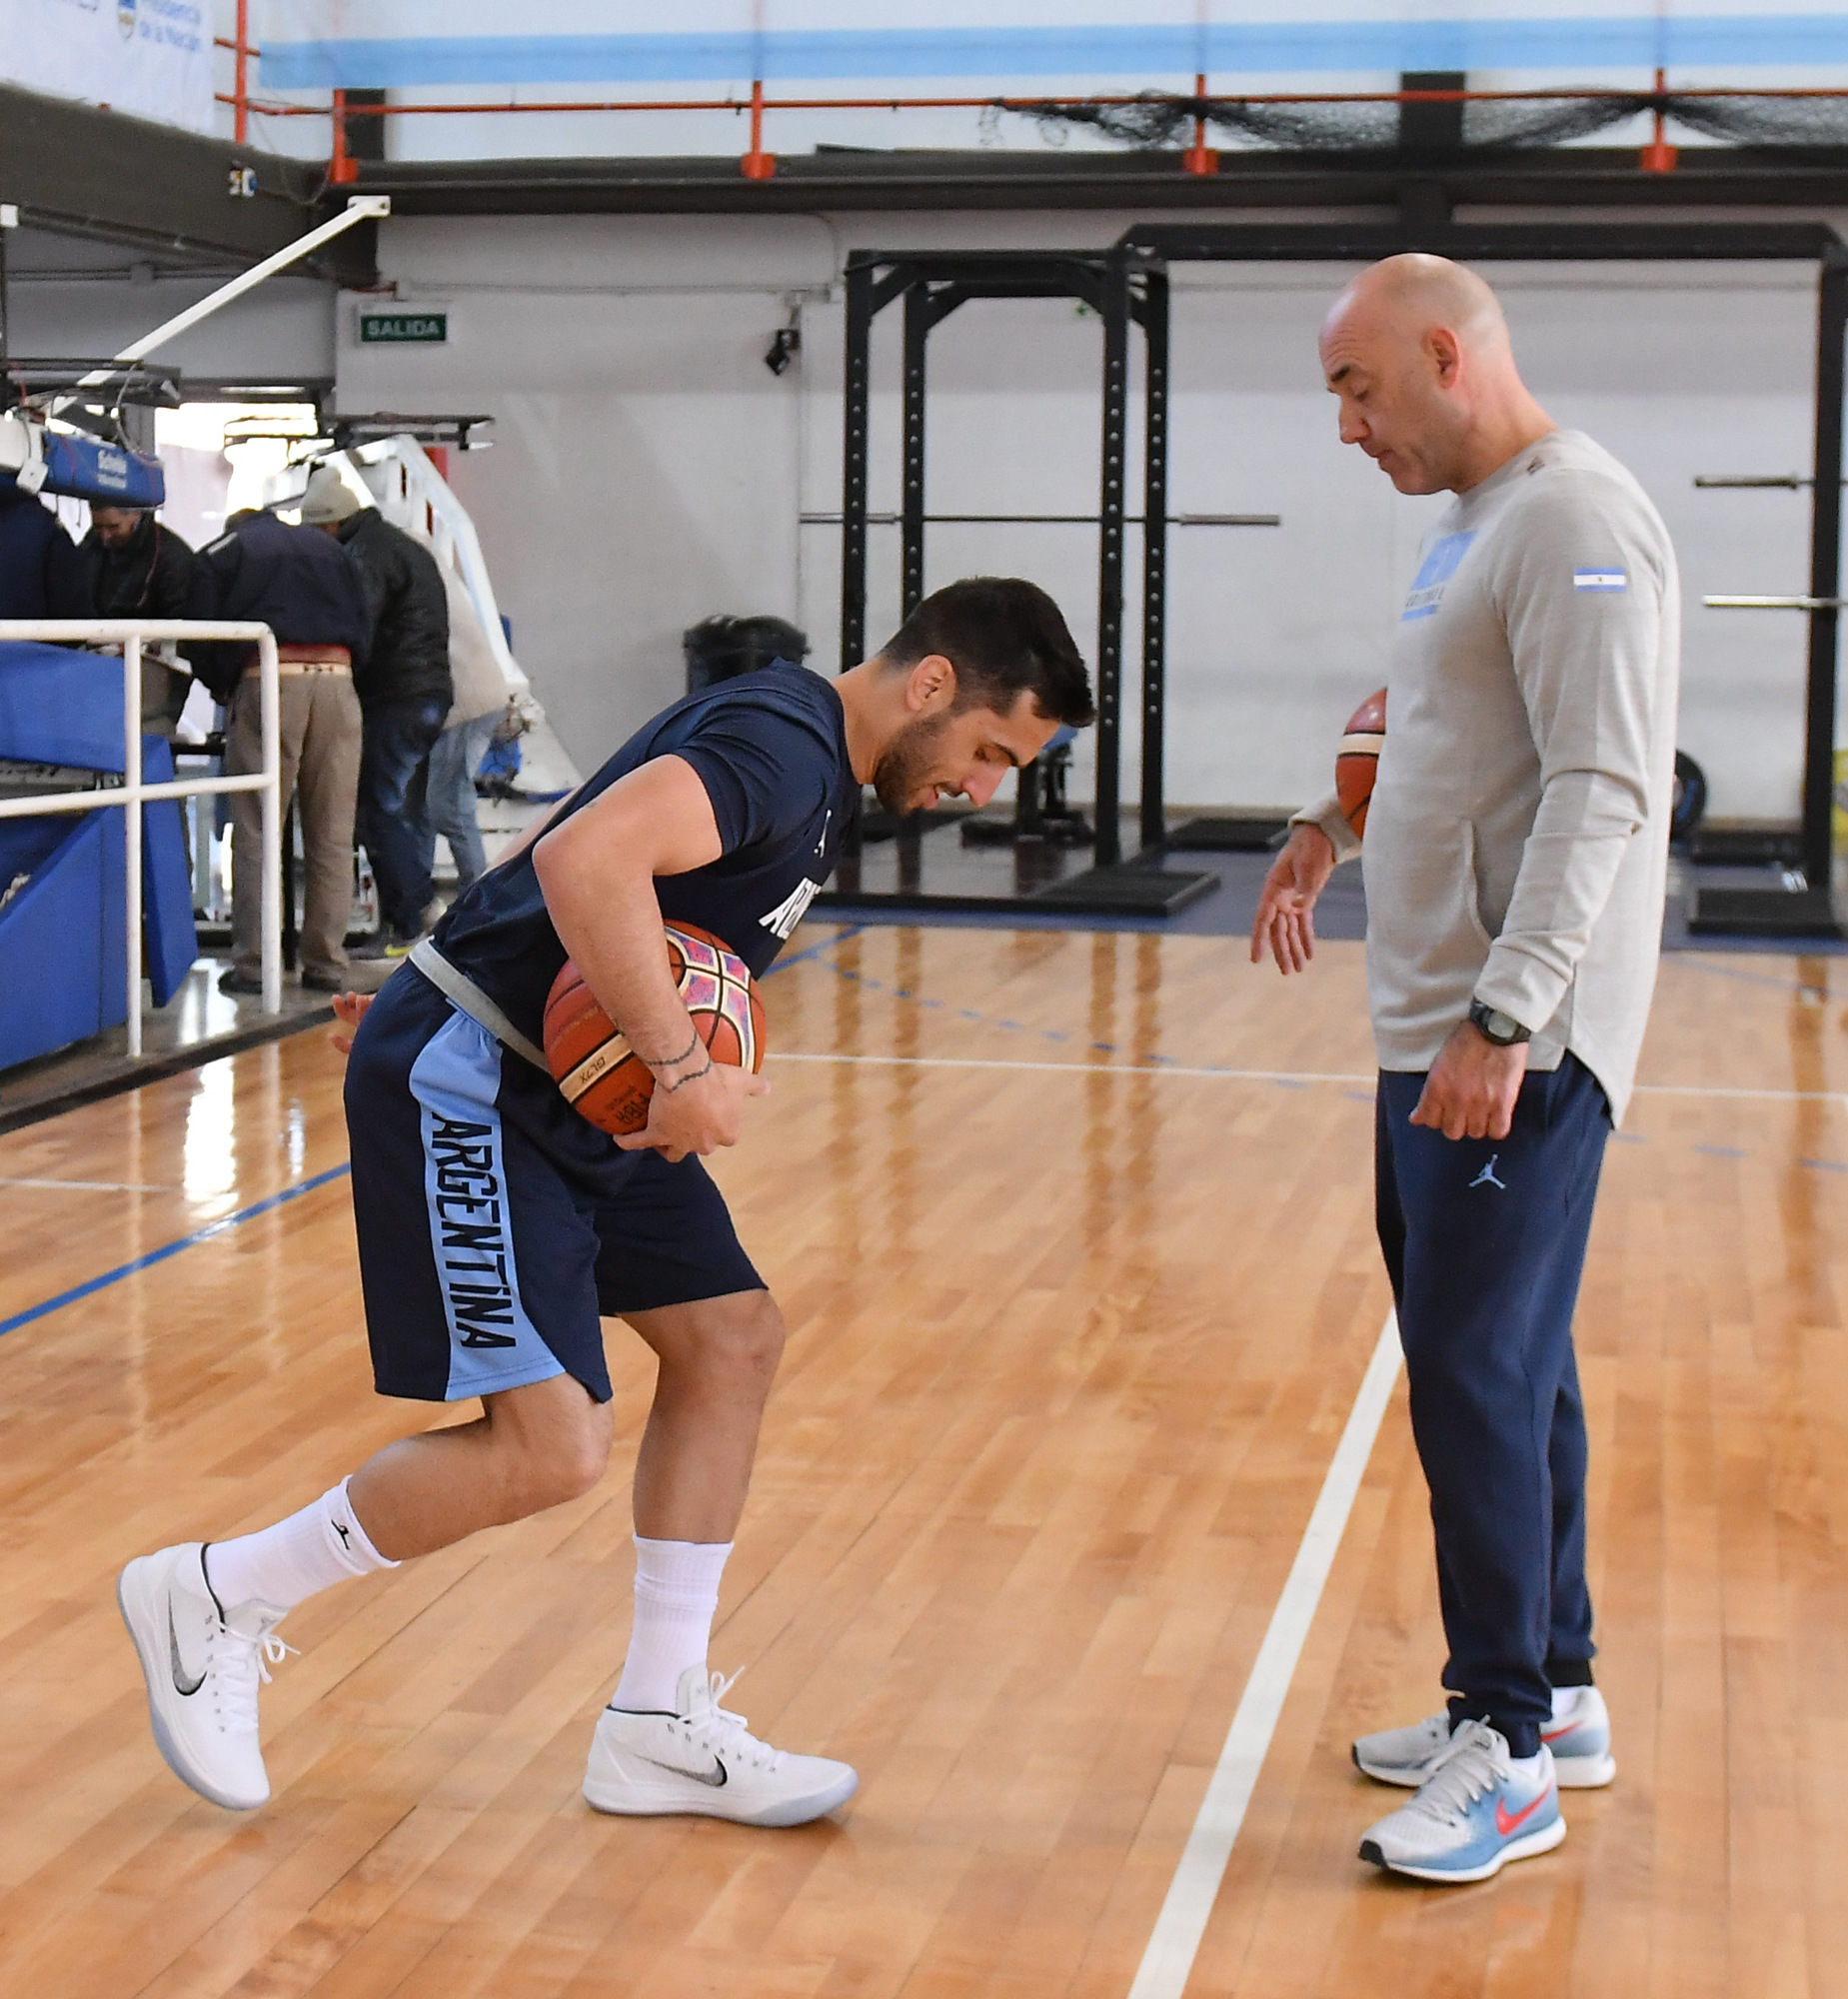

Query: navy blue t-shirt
left=434, top=661, right=857, bottom=1043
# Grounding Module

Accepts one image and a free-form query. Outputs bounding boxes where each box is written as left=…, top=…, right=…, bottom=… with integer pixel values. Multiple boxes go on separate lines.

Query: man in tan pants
left=188, top=510, right=374, bottom=994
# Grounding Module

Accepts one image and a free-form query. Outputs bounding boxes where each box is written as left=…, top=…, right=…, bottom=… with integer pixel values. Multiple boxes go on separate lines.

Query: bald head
left=1318, top=255, right=1551, bottom=496
left=1327, top=253, right=1508, bottom=357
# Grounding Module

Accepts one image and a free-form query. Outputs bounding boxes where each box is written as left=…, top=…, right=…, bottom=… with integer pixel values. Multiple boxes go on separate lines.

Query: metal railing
left=0, top=621, right=282, bottom=1056
left=209, top=28, right=1848, bottom=188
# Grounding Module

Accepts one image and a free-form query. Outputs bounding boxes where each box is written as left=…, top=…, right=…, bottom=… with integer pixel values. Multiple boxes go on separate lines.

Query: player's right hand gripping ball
left=1335, top=688, right=1387, bottom=841
left=543, top=923, right=767, bottom=1136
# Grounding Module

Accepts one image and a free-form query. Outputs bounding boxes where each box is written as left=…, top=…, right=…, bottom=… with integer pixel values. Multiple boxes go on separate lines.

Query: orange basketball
left=1334, top=688, right=1387, bottom=840
left=542, top=922, right=767, bottom=1137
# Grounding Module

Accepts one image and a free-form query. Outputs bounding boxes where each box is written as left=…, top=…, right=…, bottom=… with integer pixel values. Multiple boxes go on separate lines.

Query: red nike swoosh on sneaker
left=1495, top=1783, right=1555, bottom=1837
left=1539, top=1722, right=1574, bottom=1742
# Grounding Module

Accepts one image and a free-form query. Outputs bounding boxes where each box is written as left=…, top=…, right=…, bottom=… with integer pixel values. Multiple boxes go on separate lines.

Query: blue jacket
left=0, top=479, right=94, bottom=621
left=186, top=512, right=372, bottom=700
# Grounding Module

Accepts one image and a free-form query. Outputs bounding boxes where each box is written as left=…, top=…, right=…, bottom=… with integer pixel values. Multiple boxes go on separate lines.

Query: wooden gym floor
left=0, top=923, right=1844, bottom=1998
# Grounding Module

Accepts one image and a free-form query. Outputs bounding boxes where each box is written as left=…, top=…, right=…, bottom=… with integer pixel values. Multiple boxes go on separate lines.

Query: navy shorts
left=345, top=967, right=765, bottom=1404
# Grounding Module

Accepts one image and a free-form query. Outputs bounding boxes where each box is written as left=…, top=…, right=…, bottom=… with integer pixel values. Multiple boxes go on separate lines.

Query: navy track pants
left=1374, top=1052, right=1611, bottom=1759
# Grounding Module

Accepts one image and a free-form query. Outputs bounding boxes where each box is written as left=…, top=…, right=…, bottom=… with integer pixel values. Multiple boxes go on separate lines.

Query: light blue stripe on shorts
left=409, top=1008, right=566, bottom=1400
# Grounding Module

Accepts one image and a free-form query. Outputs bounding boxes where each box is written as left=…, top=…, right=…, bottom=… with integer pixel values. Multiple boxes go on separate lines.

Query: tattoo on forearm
left=644, top=1029, right=702, bottom=1072
left=662, top=1056, right=714, bottom=1092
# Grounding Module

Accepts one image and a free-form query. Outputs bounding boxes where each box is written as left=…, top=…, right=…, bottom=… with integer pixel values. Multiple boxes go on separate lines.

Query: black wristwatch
left=1467, top=1000, right=1531, bottom=1047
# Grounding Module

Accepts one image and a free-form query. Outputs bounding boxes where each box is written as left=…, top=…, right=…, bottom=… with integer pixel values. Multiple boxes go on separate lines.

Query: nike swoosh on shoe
left=1494, top=1783, right=1554, bottom=1837
left=644, top=1753, right=728, bottom=1788
left=168, top=1602, right=206, bottom=1698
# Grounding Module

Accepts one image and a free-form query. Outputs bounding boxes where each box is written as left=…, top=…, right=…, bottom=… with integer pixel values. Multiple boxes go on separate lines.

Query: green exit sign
left=360, top=311, right=448, bottom=345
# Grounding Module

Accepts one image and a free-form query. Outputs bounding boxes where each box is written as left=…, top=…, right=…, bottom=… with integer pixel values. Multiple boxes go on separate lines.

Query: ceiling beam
left=344, top=143, right=1848, bottom=218
left=0, top=85, right=375, bottom=284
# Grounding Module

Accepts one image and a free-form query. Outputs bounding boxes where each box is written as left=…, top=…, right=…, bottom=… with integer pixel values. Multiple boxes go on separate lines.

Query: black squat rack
left=822, top=246, right=1222, bottom=919
left=823, top=220, right=1848, bottom=940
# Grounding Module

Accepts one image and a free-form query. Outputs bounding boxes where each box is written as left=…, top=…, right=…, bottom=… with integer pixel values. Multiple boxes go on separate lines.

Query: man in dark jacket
left=0, top=475, right=93, bottom=620
left=300, top=466, right=453, bottom=957
left=189, top=508, right=373, bottom=997
left=82, top=506, right=195, bottom=618
left=82, top=506, right=197, bottom=732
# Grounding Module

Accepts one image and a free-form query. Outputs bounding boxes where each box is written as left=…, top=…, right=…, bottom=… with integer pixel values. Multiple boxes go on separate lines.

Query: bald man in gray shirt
left=1253, top=256, right=1678, bottom=1886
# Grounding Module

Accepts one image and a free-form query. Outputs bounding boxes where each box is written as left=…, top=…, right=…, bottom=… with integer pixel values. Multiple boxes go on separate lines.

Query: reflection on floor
left=823, top=819, right=1848, bottom=958
left=821, top=814, right=1367, bottom=940
left=0, top=956, right=336, bottom=1128
left=2, top=832, right=1840, bottom=1133
left=5, top=930, right=1848, bottom=1995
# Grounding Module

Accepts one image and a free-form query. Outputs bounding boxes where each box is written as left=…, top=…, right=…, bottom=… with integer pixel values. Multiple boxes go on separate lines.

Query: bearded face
left=869, top=709, right=955, bottom=815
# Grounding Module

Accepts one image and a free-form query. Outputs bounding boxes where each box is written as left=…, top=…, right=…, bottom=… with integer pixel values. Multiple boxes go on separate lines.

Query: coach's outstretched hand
left=330, top=991, right=374, bottom=1056
left=1250, top=824, right=1337, bottom=975
left=617, top=1060, right=771, bottom=1164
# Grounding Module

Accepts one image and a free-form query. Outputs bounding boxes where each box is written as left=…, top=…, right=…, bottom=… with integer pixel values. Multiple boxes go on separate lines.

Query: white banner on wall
left=1, top=0, right=213, bottom=135
left=259, top=0, right=1848, bottom=89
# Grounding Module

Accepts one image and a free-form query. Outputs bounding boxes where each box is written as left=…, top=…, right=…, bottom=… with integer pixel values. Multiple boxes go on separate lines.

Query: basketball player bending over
left=121, top=578, right=1094, bottom=1825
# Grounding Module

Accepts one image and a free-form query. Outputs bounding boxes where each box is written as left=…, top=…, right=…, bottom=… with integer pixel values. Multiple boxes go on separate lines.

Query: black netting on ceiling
left=1018, top=92, right=1848, bottom=155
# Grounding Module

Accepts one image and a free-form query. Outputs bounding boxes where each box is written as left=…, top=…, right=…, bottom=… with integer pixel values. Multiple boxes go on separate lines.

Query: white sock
left=203, top=1478, right=399, bottom=1612
left=610, top=1536, right=733, bottom=1712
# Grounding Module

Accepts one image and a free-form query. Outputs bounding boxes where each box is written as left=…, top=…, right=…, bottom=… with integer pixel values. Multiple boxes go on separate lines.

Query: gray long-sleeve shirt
left=1296, top=429, right=1679, bottom=1124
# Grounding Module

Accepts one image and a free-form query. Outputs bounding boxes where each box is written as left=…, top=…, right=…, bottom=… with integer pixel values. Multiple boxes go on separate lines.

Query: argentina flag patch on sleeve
left=1574, top=566, right=1628, bottom=593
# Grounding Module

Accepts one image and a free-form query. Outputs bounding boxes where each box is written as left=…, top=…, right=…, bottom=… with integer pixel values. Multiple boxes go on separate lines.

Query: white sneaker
left=1355, top=1685, right=1616, bottom=1790
left=584, top=1666, right=859, bottom=1828
left=1359, top=1721, right=1565, bottom=1884
left=1541, top=1685, right=1617, bottom=1787
left=1352, top=1710, right=1453, bottom=1787
left=117, top=1542, right=293, bottom=1811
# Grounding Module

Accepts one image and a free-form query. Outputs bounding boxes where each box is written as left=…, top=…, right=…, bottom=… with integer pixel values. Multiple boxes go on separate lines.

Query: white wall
left=1160, top=261, right=1817, bottom=816
left=5, top=272, right=335, bottom=384
left=341, top=216, right=832, bottom=767
left=326, top=210, right=1833, bottom=820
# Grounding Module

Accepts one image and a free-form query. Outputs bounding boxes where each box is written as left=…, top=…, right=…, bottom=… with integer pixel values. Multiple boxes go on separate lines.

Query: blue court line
left=262, top=19, right=1848, bottom=91
left=763, top=924, right=864, bottom=977
left=0, top=935, right=849, bottom=1347
left=5, top=921, right=1840, bottom=1344
left=0, top=1162, right=353, bottom=1343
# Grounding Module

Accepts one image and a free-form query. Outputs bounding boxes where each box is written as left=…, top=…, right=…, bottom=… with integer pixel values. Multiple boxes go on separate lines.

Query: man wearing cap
left=189, top=508, right=372, bottom=996
left=300, top=466, right=453, bottom=957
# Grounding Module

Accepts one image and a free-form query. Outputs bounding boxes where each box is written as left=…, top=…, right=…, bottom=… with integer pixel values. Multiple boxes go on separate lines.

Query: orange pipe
left=330, top=86, right=357, bottom=182
left=209, top=80, right=1848, bottom=123
left=233, top=0, right=249, bottom=145
left=1641, top=65, right=1679, bottom=173
left=1183, top=69, right=1218, bottom=175
left=742, top=78, right=776, bottom=178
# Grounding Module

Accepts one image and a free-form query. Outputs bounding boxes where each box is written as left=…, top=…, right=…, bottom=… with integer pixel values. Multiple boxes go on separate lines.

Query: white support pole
left=257, top=631, right=282, bottom=1014
left=77, top=198, right=391, bottom=389
left=123, top=635, right=144, bottom=1058
left=354, top=436, right=530, bottom=694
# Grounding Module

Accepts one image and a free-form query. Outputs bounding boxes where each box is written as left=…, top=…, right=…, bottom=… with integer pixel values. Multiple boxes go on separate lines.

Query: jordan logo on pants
left=1469, top=1155, right=1508, bottom=1191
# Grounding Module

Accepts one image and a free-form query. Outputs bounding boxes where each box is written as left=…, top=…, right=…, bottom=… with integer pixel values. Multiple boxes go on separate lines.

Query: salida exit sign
left=360, top=311, right=447, bottom=344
